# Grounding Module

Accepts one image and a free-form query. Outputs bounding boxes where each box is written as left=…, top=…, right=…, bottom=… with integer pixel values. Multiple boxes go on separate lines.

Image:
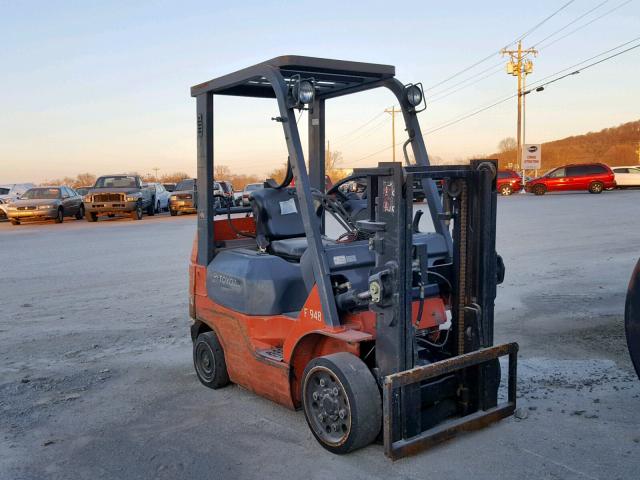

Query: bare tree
left=159, top=172, right=190, bottom=183
left=215, top=164, right=231, bottom=179
left=75, top=173, right=96, bottom=187
left=498, top=137, right=517, bottom=153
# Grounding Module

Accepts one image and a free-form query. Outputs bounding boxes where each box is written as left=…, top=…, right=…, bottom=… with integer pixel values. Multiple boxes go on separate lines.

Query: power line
left=529, top=0, right=610, bottom=48
left=424, top=0, right=575, bottom=92
left=537, top=0, right=633, bottom=50
left=429, top=65, right=504, bottom=104
left=528, top=41, right=640, bottom=92
left=333, top=111, right=386, bottom=143
left=352, top=37, right=640, bottom=162
left=334, top=115, right=390, bottom=148
left=428, top=61, right=504, bottom=99
left=426, top=39, right=640, bottom=137
left=429, top=0, right=627, bottom=107
left=527, top=35, right=640, bottom=89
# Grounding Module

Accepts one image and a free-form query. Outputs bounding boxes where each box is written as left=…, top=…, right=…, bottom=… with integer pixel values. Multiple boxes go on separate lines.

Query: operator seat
left=250, top=186, right=318, bottom=261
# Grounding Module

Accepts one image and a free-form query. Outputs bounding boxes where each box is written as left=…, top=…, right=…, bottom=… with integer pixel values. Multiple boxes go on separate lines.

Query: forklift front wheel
left=302, top=352, right=381, bottom=454
left=193, top=331, right=230, bottom=389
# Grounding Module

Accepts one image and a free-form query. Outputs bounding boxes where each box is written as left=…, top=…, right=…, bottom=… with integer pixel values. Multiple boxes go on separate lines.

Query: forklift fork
left=382, top=342, right=518, bottom=460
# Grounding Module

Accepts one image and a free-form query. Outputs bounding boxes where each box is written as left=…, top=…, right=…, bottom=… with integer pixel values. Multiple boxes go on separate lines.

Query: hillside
left=493, top=120, right=640, bottom=171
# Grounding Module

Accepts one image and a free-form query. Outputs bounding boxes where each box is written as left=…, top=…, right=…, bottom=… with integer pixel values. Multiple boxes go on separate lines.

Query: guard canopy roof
left=190, top=55, right=395, bottom=99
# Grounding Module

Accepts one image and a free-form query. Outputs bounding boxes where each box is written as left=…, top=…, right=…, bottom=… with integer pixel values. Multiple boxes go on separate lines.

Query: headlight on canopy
left=405, top=84, right=424, bottom=108
left=290, top=75, right=315, bottom=108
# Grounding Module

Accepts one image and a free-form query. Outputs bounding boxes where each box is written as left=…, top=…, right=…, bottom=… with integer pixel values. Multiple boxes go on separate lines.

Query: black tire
left=499, top=184, right=513, bottom=196
left=87, top=212, right=98, bottom=222
left=147, top=198, right=155, bottom=216
left=589, top=181, right=604, bottom=194
left=626, top=259, right=640, bottom=379
left=54, top=208, right=64, bottom=223
left=169, top=208, right=177, bottom=216
left=131, top=204, right=143, bottom=220
left=302, top=352, right=381, bottom=455
left=75, top=205, right=85, bottom=220
left=193, top=331, right=230, bottom=389
left=532, top=184, right=546, bottom=196
left=155, top=201, right=161, bottom=214
left=10, top=218, right=20, bottom=226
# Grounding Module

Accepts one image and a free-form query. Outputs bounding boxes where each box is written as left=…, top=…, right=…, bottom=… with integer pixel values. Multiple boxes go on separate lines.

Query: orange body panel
left=190, top=240, right=447, bottom=409
left=213, top=216, right=256, bottom=241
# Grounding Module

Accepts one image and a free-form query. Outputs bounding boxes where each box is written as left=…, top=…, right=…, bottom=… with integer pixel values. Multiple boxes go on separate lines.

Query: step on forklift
left=188, top=56, right=518, bottom=459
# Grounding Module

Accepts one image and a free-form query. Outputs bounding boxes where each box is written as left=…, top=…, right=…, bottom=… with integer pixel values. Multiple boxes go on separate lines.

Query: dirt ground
left=1, top=190, right=639, bottom=480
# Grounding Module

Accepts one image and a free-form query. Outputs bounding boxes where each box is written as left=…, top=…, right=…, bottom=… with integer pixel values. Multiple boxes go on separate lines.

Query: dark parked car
left=169, top=178, right=197, bottom=216
left=525, top=163, right=616, bottom=195
left=84, top=174, right=155, bottom=221
left=6, top=186, right=84, bottom=225
left=497, top=170, right=522, bottom=196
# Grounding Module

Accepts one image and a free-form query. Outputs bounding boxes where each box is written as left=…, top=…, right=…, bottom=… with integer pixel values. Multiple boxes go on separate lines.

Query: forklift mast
left=355, top=161, right=517, bottom=458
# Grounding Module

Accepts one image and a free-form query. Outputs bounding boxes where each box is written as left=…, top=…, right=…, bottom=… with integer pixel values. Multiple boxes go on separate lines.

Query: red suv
left=525, top=163, right=616, bottom=195
left=497, top=170, right=522, bottom=196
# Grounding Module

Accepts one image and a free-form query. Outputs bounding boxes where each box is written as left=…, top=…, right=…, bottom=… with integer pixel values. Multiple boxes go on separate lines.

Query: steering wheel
left=326, top=174, right=367, bottom=203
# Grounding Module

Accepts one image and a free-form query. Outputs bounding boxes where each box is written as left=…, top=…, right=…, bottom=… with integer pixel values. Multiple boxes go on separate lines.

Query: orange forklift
left=188, top=56, right=518, bottom=459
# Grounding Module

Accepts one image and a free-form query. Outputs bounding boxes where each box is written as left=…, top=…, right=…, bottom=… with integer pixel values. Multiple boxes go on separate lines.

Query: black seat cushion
left=270, top=238, right=310, bottom=260
left=271, top=237, right=334, bottom=261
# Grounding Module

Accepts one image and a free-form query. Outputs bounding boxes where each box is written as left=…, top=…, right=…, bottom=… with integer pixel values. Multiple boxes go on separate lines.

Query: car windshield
left=0, top=188, right=9, bottom=195
left=95, top=176, right=138, bottom=188
left=22, top=188, right=61, bottom=199
left=176, top=179, right=195, bottom=191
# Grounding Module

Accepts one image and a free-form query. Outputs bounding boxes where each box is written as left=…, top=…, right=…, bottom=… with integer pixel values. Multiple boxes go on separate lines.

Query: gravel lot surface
left=1, top=191, right=639, bottom=480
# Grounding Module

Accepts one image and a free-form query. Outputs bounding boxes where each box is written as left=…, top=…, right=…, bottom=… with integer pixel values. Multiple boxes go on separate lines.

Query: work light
left=406, top=84, right=423, bottom=107
left=297, top=81, right=315, bottom=104
left=290, top=76, right=315, bottom=109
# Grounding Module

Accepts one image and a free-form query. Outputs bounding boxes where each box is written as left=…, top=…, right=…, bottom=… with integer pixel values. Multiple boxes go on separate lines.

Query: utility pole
left=501, top=41, right=537, bottom=182
left=152, top=167, right=160, bottom=180
left=385, top=106, right=401, bottom=162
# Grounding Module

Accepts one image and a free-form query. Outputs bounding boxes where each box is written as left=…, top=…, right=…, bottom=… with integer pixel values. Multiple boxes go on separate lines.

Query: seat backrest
left=250, top=187, right=305, bottom=247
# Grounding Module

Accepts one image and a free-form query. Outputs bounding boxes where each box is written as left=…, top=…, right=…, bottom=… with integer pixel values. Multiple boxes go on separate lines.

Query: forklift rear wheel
left=193, top=331, right=230, bottom=389
left=302, top=352, right=381, bottom=454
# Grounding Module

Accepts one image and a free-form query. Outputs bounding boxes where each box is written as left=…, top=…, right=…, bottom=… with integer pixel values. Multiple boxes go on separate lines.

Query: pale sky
left=1, top=0, right=639, bottom=183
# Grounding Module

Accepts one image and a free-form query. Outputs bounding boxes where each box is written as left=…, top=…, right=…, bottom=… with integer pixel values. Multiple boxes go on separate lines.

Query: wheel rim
left=593, top=183, right=602, bottom=192
left=501, top=186, right=511, bottom=195
left=195, top=342, right=215, bottom=382
left=304, top=366, right=351, bottom=446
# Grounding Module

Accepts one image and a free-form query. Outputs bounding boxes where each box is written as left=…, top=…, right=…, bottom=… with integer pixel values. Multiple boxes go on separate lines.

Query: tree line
left=492, top=120, right=639, bottom=171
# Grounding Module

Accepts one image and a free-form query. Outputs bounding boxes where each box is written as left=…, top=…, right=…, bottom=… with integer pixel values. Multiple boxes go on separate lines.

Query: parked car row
left=497, top=162, right=640, bottom=196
